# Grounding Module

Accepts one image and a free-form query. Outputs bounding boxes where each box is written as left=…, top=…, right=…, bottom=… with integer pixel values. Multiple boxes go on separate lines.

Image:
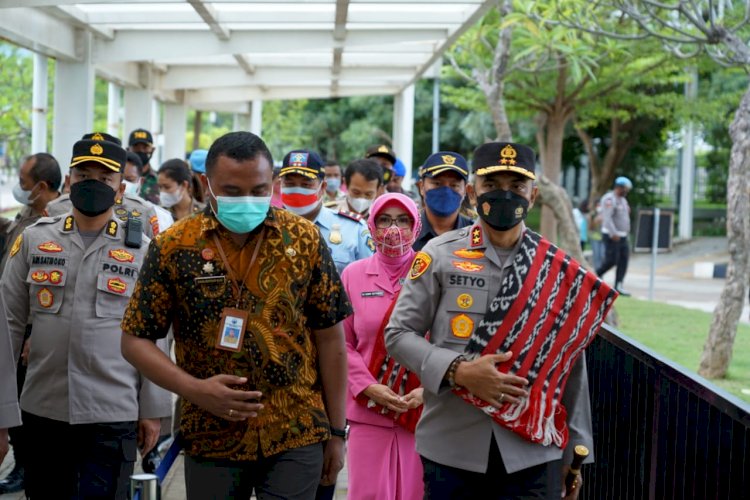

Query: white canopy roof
left=0, top=0, right=493, bottom=109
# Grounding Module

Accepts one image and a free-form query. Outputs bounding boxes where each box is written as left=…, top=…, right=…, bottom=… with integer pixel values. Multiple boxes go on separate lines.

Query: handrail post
left=130, top=473, right=160, bottom=500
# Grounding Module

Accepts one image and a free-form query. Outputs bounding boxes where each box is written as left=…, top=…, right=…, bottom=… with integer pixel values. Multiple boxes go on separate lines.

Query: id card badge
left=216, top=307, right=248, bottom=352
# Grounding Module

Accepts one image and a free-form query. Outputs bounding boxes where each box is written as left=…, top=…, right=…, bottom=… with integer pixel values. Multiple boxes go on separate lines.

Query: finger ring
left=228, top=409, right=235, bottom=417
left=499, top=393, right=505, bottom=402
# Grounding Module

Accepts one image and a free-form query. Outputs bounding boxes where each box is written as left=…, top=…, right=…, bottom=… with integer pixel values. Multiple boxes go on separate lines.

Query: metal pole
left=432, top=77, right=440, bottom=153
left=130, top=473, right=160, bottom=500
left=31, top=53, right=48, bottom=153
left=649, top=208, right=660, bottom=301
left=107, top=82, right=120, bottom=137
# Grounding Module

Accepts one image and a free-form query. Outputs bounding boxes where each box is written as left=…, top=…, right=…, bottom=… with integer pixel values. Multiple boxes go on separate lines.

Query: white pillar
left=393, top=84, right=415, bottom=189
left=32, top=52, right=48, bottom=153
left=250, top=100, right=263, bottom=137
left=107, top=82, right=120, bottom=138
left=163, top=103, right=187, bottom=161
left=679, top=68, right=698, bottom=240
left=52, top=32, right=95, bottom=168
left=123, top=88, right=154, bottom=142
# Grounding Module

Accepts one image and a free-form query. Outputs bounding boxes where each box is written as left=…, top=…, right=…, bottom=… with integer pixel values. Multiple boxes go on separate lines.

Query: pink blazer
left=341, top=255, right=405, bottom=428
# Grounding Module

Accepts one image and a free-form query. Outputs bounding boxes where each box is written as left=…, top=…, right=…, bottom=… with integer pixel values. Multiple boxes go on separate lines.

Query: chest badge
left=49, top=270, right=63, bottom=285
left=38, top=241, right=63, bottom=253
left=451, top=314, right=474, bottom=339
left=452, top=261, right=485, bottom=273
left=107, top=277, right=127, bottom=294
left=329, top=224, right=342, bottom=245
left=37, top=288, right=54, bottom=308
left=201, top=248, right=215, bottom=260
left=31, top=271, right=49, bottom=283
left=409, top=251, right=432, bottom=280
left=453, top=249, right=485, bottom=260
left=203, top=262, right=215, bottom=274
left=109, top=249, right=135, bottom=263
left=456, top=293, right=474, bottom=309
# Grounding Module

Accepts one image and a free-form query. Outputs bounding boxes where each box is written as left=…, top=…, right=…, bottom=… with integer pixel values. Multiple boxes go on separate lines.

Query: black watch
left=330, top=424, right=350, bottom=440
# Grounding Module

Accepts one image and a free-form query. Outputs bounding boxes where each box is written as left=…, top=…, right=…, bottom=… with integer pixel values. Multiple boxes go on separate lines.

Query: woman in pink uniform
left=341, top=192, right=424, bottom=500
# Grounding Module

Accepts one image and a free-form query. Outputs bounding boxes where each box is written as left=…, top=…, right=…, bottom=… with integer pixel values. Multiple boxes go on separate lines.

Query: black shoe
left=0, top=465, right=25, bottom=494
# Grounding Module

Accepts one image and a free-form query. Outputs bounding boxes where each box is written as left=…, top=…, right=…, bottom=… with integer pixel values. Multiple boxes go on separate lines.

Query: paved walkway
left=1, top=237, right=740, bottom=499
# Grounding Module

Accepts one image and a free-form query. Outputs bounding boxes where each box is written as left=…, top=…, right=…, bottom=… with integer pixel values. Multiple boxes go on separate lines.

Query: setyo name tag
left=216, top=307, right=247, bottom=352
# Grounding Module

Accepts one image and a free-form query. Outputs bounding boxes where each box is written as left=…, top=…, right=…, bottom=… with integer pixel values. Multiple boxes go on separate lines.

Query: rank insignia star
left=470, top=226, right=483, bottom=247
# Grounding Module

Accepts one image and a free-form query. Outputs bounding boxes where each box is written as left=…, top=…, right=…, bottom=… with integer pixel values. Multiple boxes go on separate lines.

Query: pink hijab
left=367, top=193, right=421, bottom=282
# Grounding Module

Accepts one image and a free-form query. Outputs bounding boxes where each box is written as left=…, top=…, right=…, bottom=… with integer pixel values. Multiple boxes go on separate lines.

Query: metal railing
left=582, top=324, right=750, bottom=500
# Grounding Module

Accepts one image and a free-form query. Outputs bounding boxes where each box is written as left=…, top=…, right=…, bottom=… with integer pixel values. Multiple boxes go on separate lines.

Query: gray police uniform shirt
left=600, top=191, right=631, bottom=237
left=47, top=192, right=161, bottom=239
left=385, top=222, right=594, bottom=474
left=0, top=213, right=171, bottom=424
left=314, top=206, right=374, bottom=274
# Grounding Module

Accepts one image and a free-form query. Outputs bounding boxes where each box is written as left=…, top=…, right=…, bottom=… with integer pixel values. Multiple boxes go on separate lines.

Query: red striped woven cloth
left=453, top=230, right=617, bottom=448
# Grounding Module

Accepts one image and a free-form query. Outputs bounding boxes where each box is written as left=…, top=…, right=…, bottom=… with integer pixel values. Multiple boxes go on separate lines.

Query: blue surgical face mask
left=424, top=185, right=462, bottom=217
left=13, top=182, right=39, bottom=206
left=326, top=177, right=341, bottom=193
left=207, top=180, right=271, bottom=234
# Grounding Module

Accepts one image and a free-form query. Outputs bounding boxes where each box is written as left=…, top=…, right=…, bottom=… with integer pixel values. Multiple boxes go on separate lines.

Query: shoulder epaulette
left=337, top=210, right=363, bottom=222
left=29, top=215, right=63, bottom=228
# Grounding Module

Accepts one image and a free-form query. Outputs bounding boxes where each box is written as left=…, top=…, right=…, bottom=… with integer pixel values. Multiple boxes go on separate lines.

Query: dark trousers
left=421, top=440, right=562, bottom=500
left=596, top=234, right=630, bottom=286
left=22, top=412, right=136, bottom=500
left=184, top=442, right=324, bottom=500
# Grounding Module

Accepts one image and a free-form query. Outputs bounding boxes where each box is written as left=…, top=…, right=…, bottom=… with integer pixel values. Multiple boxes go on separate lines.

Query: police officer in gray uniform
left=0, top=138, right=171, bottom=499
left=279, top=149, right=374, bottom=274
left=385, top=142, right=594, bottom=499
left=47, top=132, right=162, bottom=240
left=596, top=176, right=632, bottom=296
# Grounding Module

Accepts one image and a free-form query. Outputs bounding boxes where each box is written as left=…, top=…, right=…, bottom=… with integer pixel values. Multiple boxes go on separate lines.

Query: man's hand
left=454, top=351, right=529, bottom=409
left=20, top=339, right=30, bottom=366
left=184, top=375, right=263, bottom=421
left=137, top=418, right=161, bottom=455
left=610, top=234, right=621, bottom=242
left=319, top=437, right=345, bottom=486
left=0, top=428, right=9, bottom=464
left=561, top=464, right=582, bottom=499
left=403, top=388, right=424, bottom=410
left=363, top=384, right=408, bottom=413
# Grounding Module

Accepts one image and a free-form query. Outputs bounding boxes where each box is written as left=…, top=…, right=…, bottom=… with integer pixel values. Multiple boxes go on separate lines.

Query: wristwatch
left=330, top=424, right=350, bottom=440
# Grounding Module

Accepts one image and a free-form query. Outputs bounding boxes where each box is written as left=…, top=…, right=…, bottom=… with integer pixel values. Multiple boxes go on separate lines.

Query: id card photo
left=220, top=315, right=244, bottom=350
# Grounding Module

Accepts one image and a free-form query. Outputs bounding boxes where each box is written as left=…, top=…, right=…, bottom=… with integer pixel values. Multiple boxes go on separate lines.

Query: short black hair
left=344, top=158, right=383, bottom=187
left=159, top=159, right=192, bottom=185
left=28, top=153, right=62, bottom=191
left=205, top=131, right=274, bottom=176
left=126, top=152, right=144, bottom=175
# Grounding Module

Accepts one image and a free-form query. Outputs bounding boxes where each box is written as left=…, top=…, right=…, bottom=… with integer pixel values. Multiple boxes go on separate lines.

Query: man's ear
left=528, top=184, right=539, bottom=210
left=466, top=182, right=477, bottom=207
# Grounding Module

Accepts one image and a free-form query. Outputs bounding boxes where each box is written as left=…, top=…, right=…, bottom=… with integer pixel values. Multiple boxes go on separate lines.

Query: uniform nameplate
left=361, top=291, right=384, bottom=297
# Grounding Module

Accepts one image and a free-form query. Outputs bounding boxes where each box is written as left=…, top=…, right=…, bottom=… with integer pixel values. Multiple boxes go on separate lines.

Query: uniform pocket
left=95, top=273, right=136, bottom=318
left=442, top=288, right=489, bottom=344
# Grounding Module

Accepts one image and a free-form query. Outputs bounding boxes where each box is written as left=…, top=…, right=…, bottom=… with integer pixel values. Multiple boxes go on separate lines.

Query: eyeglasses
left=375, top=215, right=413, bottom=229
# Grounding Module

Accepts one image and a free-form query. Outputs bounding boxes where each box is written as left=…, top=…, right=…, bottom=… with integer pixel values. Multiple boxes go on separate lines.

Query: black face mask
left=70, top=179, right=117, bottom=217
left=135, top=151, right=152, bottom=167
left=476, top=189, right=530, bottom=231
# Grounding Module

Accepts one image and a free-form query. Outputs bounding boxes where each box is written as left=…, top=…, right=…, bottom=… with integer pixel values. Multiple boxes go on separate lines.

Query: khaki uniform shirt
left=0, top=213, right=171, bottom=424
left=600, top=191, right=631, bottom=237
left=385, top=222, right=594, bottom=473
left=47, top=192, right=161, bottom=239
left=0, top=296, right=21, bottom=428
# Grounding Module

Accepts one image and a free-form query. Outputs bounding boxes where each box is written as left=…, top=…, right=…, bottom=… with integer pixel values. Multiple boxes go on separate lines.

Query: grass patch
left=614, top=297, right=750, bottom=403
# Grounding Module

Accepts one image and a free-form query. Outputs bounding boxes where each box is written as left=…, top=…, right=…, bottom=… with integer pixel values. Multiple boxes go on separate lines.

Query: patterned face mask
left=373, top=226, right=414, bottom=257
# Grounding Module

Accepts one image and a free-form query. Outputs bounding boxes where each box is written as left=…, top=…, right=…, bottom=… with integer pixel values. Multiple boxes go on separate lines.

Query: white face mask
left=347, top=194, right=373, bottom=214
left=123, top=180, right=140, bottom=197
left=159, top=188, right=183, bottom=208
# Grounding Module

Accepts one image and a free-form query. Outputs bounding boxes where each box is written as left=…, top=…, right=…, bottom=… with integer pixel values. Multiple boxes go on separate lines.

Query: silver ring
left=228, top=409, right=235, bottom=417
left=499, top=393, right=505, bottom=402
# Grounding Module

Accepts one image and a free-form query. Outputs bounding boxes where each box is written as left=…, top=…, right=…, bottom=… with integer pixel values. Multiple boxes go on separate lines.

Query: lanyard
left=212, top=228, right=265, bottom=308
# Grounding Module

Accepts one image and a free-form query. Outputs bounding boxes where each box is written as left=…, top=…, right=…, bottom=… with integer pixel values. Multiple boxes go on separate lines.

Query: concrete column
left=393, top=84, right=415, bottom=189
left=52, top=31, right=95, bottom=167
left=31, top=53, right=48, bottom=153
left=679, top=68, right=698, bottom=240
left=107, top=82, right=120, bottom=138
left=163, top=103, right=187, bottom=161
left=250, top=100, right=263, bottom=137
left=123, top=87, right=154, bottom=143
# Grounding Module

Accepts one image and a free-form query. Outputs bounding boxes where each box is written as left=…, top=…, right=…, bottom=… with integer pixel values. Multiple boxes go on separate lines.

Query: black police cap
left=70, top=139, right=126, bottom=173
left=128, top=128, right=153, bottom=147
left=418, top=151, right=469, bottom=181
left=280, top=149, right=325, bottom=179
left=81, top=132, right=122, bottom=146
left=365, top=144, right=397, bottom=166
left=472, top=142, right=536, bottom=180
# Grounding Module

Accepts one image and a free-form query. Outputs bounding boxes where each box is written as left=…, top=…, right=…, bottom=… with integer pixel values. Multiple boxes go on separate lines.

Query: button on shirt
left=0, top=214, right=170, bottom=424
left=385, top=222, right=594, bottom=473
left=314, top=206, right=374, bottom=274
left=122, top=207, right=352, bottom=461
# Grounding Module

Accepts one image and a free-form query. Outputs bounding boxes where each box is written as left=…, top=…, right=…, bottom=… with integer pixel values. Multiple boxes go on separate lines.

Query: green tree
left=0, top=43, right=33, bottom=169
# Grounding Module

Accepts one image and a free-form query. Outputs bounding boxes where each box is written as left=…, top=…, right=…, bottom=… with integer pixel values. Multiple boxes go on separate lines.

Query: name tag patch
left=447, top=274, right=487, bottom=288
left=361, top=291, right=384, bottom=298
